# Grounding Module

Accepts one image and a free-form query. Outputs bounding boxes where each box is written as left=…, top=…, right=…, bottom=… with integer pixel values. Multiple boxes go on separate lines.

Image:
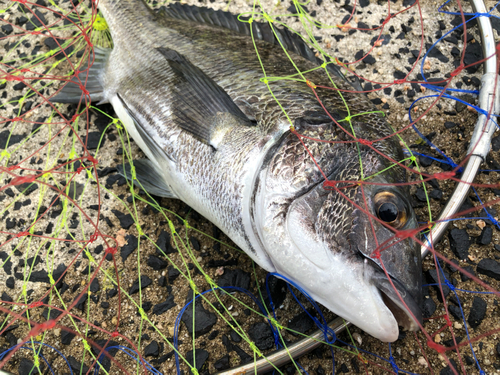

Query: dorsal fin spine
left=159, top=3, right=345, bottom=81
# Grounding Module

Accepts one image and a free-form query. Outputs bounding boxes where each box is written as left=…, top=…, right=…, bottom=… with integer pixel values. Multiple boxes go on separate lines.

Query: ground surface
left=0, top=0, right=499, bottom=374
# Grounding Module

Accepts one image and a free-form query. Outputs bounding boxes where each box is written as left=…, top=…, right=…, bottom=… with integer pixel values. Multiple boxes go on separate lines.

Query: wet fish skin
left=52, top=0, right=423, bottom=342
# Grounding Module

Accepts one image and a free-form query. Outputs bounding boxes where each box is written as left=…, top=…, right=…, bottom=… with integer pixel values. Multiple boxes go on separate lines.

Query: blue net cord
left=265, top=272, right=337, bottom=374
left=0, top=341, right=73, bottom=375
left=94, top=345, right=162, bottom=375
left=405, top=0, right=500, bottom=175
left=438, top=0, right=500, bottom=17
left=472, top=186, right=500, bottom=229
left=408, top=95, right=459, bottom=169
left=434, top=254, right=484, bottom=373
left=173, top=285, right=269, bottom=374
left=388, top=343, right=400, bottom=374
left=171, top=274, right=343, bottom=375
left=266, top=272, right=335, bottom=343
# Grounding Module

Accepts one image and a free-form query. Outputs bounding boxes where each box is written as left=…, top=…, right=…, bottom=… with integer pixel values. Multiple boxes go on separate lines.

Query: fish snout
left=366, top=258, right=423, bottom=333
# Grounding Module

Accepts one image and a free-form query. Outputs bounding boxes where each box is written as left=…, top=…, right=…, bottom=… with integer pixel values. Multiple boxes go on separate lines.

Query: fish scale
left=52, top=0, right=423, bottom=342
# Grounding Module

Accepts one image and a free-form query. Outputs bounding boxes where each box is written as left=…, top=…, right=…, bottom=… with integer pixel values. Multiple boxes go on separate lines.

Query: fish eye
left=378, top=202, right=398, bottom=222
left=374, top=192, right=408, bottom=229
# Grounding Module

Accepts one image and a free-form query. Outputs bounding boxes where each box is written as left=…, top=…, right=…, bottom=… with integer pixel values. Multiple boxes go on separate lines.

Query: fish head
left=286, top=165, right=422, bottom=342
left=260, top=120, right=423, bottom=342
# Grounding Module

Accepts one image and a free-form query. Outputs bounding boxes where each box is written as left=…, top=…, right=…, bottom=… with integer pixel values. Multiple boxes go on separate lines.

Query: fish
left=51, top=0, right=423, bottom=342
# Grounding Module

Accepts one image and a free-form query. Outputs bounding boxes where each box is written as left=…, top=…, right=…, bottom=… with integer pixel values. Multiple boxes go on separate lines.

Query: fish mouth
left=368, top=260, right=423, bottom=332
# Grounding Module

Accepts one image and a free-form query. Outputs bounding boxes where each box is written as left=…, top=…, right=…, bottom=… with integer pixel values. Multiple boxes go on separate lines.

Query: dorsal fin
left=157, top=3, right=346, bottom=82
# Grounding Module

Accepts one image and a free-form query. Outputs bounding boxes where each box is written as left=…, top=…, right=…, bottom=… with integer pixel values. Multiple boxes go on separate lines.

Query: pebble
left=440, top=359, right=458, bottom=375
left=156, top=230, right=175, bottom=255
left=68, top=356, right=90, bottom=375
left=153, top=295, right=176, bottom=315
left=19, top=358, right=44, bottom=374
left=492, top=134, right=500, bottom=152
left=448, top=228, right=470, bottom=260
left=61, top=330, right=76, bottom=345
left=232, top=343, right=252, bottom=364
left=467, top=296, right=487, bottom=329
left=181, top=297, right=217, bottom=337
left=147, top=255, right=169, bottom=270
left=73, top=293, right=88, bottom=312
left=429, top=189, right=443, bottom=200
left=82, top=132, right=104, bottom=149
left=477, top=258, right=500, bottom=280
left=418, top=154, right=433, bottom=167
left=5, top=276, right=15, bottom=289
left=426, top=269, right=451, bottom=301
left=477, top=226, right=492, bottom=245
left=230, top=329, right=242, bottom=343
left=353, top=332, right=362, bottom=346
left=119, top=234, right=138, bottom=261
left=418, top=357, right=427, bottom=366
left=261, top=275, right=288, bottom=311
left=476, top=220, right=486, bottom=230
left=129, top=275, right=152, bottom=294
left=448, top=305, right=462, bottom=320
left=91, top=340, right=120, bottom=372
left=217, top=268, right=251, bottom=290
left=460, top=265, right=474, bottom=282
left=447, top=259, right=459, bottom=273
left=111, top=209, right=135, bottom=229
left=423, top=297, right=436, bottom=318
left=0, top=131, right=24, bottom=149
left=214, top=354, right=230, bottom=371
left=26, top=10, right=47, bottom=30
left=248, top=322, right=275, bottom=350
left=288, top=309, right=315, bottom=336
left=190, top=236, right=200, bottom=251
left=144, top=340, right=160, bottom=357
left=167, top=266, right=180, bottom=283
left=89, top=278, right=100, bottom=293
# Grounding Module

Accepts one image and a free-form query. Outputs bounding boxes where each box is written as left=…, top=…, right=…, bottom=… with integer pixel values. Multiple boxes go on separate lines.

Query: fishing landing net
left=0, top=0, right=499, bottom=374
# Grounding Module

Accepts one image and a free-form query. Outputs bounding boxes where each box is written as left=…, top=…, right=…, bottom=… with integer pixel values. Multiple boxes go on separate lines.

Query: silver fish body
left=52, top=0, right=423, bottom=342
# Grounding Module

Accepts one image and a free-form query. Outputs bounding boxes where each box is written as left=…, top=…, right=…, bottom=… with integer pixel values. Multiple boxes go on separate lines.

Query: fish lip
left=365, top=259, right=423, bottom=332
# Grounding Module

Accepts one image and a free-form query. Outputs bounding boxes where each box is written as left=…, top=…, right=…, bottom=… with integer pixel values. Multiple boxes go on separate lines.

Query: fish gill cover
left=0, top=0, right=499, bottom=374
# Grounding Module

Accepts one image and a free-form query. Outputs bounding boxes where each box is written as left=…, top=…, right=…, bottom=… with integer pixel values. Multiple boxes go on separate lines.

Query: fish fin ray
left=117, top=159, right=177, bottom=199
left=158, top=3, right=347, bottom=82
left=157, top=48, right=254, bottom=148
left=50, top=46, right=111, bottom=104
left=115, top=93, right=173, bottom=164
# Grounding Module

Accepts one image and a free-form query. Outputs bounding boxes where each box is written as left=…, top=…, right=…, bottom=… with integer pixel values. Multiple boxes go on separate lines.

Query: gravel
left=0, top=0, right=499, bottom=374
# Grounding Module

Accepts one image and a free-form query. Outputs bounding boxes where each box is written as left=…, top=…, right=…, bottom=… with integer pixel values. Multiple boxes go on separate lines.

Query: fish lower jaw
left=380, top=289, right=420, bottom=332
left=363, top=259, right=422, bottom=338
left=313, top=285, right=400, bottom=342
left=361, top=285, right=401, bottom=342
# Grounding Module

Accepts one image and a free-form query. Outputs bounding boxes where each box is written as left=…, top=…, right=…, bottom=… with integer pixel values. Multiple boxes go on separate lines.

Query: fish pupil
left=378, top=203, right=398, bottom=222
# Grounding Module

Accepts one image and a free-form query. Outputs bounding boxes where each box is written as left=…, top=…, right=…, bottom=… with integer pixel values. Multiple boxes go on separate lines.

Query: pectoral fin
left=117, top=159, right=177, bottom=199
left=157, top=48, right=255, bottom=149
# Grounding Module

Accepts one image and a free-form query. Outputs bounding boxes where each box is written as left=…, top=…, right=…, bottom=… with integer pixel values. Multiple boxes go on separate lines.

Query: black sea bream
left=52, top=0, right=423, bottom=342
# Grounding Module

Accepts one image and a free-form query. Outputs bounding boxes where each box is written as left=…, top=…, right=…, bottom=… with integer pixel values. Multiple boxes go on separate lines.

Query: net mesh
left=0, top=0, right=499, bottom=374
